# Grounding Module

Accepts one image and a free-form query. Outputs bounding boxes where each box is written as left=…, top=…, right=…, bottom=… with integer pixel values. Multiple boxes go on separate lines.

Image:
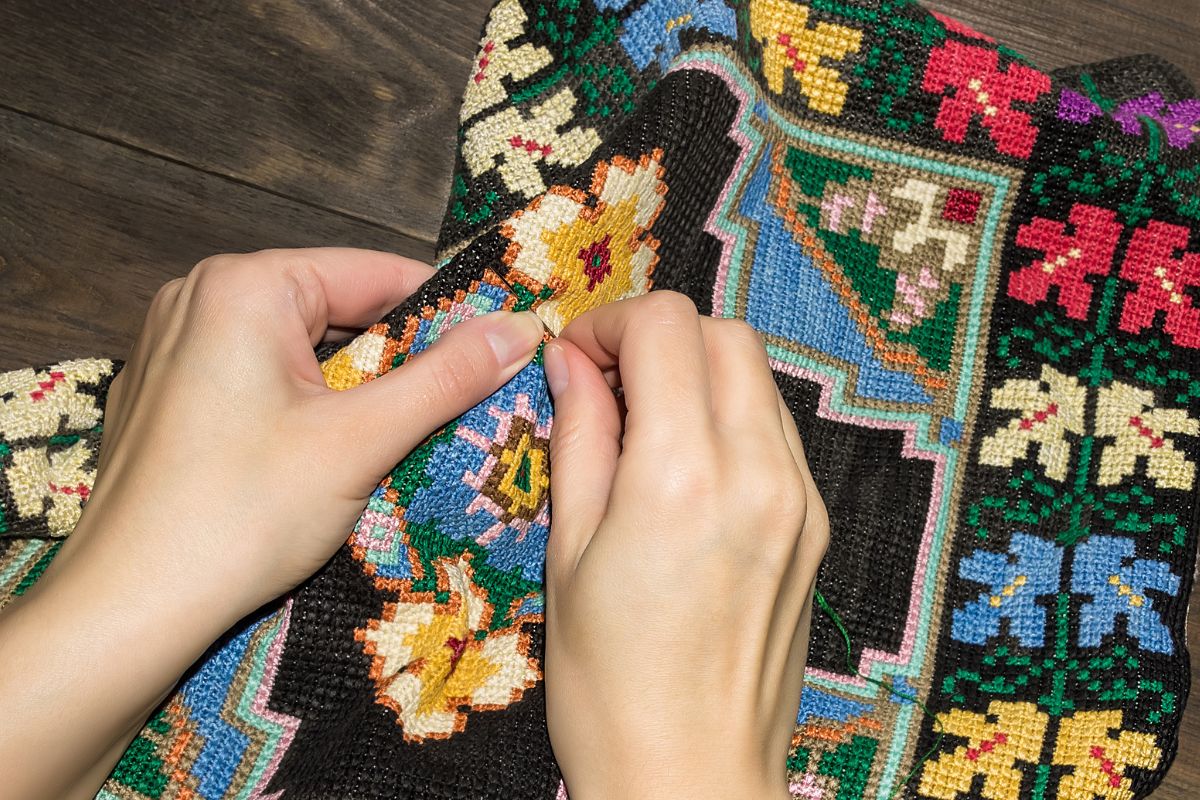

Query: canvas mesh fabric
left=2, top=1, right=1199, bottom=798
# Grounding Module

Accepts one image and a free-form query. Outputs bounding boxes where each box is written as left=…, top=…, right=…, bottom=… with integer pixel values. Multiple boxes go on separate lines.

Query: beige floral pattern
left=1095, top=380, right=1198, bottom=491
left=978, top=364, right=1087, bottom=481
left=355, top=555, right=540, bottom=741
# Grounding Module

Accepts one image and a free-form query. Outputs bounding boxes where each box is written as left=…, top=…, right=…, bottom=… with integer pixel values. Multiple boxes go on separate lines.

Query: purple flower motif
left=1112, top=93, right=1200, bottom=149
left=1071, top=535, right=1180, bottom=654
left=1058, top=89, right=1103, bottom=125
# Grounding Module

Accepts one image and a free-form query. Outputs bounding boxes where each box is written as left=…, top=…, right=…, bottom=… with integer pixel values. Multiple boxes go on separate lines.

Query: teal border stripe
left=679, top=49, right=1017, bottom=798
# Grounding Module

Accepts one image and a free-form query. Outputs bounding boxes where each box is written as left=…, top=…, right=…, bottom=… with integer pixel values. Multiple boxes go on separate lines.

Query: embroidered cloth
left=2, top=1, right=1199, bottom=798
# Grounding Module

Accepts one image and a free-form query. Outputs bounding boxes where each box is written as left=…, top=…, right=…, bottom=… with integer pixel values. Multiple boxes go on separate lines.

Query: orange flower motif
left=355, top=555, right=540, bottom=741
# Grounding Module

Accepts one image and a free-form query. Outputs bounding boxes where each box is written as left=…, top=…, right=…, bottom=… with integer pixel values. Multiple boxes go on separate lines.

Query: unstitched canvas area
left=1, top=1, right=1199, bottom=798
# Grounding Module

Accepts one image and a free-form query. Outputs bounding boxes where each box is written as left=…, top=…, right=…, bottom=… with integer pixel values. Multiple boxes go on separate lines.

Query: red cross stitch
left=942, top=188, right=983, bottom=224
left=1006, top=203, right=1123, bottom=320
left=922, top=41, right=1051, bottom=158
left=1118, top=220, right=1200, bottom=349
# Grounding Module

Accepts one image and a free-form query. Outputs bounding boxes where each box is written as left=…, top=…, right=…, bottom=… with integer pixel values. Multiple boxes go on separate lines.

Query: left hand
left=0, top=247, right=545, bottom=800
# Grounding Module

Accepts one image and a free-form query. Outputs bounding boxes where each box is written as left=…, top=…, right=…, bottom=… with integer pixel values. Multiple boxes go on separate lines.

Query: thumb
left=319, top=309, right=545, bottom=482
left=543, top=338, right=622, bottom=590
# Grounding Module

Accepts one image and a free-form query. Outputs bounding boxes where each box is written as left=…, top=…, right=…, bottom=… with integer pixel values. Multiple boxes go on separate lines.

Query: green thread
left=813, top=589, right=944, bottom=799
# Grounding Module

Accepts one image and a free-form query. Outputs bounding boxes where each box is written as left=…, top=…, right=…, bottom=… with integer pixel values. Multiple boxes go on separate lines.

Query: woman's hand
left=0, top=248, right=544, bottom=800
left=541, top=292, right=830, bottom=800
left=86, top=247, right=543, bottom=614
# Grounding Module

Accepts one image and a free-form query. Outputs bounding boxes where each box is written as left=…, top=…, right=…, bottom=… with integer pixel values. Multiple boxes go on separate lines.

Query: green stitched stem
left=1064, top=436, right=1094, bottom=545
left=1031, top=763, right=1052, bottom=800
left=1051, top=592, right=1071, bottom=715
left=1144, top=115, right=1163, bottom=161
left=814, top=589, right=944, bottom=799
left=1078, top=73, right=1113, bottom=112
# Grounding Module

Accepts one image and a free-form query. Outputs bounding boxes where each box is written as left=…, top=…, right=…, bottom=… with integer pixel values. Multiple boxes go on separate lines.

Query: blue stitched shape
left=1071, top=535, right=1181, bottom=654
left=952, top=532, right=1063, bottom=648
left=599, top=0, right=737, bottom=72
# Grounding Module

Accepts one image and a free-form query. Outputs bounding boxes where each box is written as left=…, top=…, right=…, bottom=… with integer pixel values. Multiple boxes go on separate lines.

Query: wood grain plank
left=0, top=109, right=430, bottom=370
left=0, top=0, right=494, bottom=241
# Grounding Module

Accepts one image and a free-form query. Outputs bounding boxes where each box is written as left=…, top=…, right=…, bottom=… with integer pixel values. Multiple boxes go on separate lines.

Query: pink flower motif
left=789, top=773, right=825, bottom=799
left=1006, top=204, right=1123, bottom=319
left=922, top=41, right=1051, bottom=158
left=1118, top=220, right=1200, bottom=348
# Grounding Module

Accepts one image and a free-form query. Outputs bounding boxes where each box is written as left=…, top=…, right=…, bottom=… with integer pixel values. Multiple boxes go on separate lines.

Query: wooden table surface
left=1, top=0, right=1196, bottom=796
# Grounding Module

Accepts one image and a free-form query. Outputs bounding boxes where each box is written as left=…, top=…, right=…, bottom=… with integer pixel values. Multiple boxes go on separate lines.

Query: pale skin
left=0, top=248, right=829, bottom=800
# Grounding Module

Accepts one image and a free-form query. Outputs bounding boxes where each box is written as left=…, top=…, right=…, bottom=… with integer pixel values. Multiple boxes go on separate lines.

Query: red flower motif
left=1006, top=204, right=1123, bottom=320
left=922, top=41, right=1051, bottom=158
left=930, top=10, right=996, bottom=43
left=1118, top=220, right=1200, bottom=349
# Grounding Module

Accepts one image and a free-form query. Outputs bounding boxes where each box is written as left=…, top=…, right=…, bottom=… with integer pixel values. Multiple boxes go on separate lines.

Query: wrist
left=558, top=754, right=789, bottom=800
left=0, top=521, right=238, bottom=798
left=53, top=492, right=274, bottom=632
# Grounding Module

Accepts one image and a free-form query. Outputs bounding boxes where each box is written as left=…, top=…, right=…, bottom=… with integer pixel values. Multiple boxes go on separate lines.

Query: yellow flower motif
left=749, top=0, right=863, bottom=115
left=501, top=149, right=668, bottom=334
left=355, top=555, right=540, bottom=741
left=919, top=701, right=1049, bottom=800
left=1052, top=710, right=1160, bottom=800
left=978, top=364, right=1088, bottom=482
left=1095, top=380, right=1198, bottom=491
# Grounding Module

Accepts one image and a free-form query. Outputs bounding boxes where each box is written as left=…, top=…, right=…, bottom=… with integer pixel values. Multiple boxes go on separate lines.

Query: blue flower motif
left=952, top=532, right=1063, bottom=648
left=598, top=0, right=737, bottom=72
left=1071, top=535, right=1180, bottom=654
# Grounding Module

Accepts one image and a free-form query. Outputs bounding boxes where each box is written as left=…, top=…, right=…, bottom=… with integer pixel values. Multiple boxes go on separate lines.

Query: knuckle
left=149, top=277, right=183, bottom=312
left=429, top=353, right=486, bottom=402
left=191, top=253, right=240, bottom=283
left=640, top=290, right=698, bottom=322
left=656, top=459, right=719, bottom=508
left=717, top=316, right=760, bottom=343
left=801, top=488, right=832, bottom=556
left=748, top=469, right=811, bottom=537
left=187, top=253, right=279, bottom=318
left=776, top=475, right=810, bottom=522
left=189, top=255, right=244, bottom=301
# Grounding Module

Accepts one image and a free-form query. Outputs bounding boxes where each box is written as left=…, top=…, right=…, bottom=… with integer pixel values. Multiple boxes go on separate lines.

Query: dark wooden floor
left=0, top=0, right=1196, bottom=795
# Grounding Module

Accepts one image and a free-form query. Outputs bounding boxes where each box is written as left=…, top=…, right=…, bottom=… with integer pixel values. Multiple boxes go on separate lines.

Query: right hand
left=541, top=291, right=830, bottom=800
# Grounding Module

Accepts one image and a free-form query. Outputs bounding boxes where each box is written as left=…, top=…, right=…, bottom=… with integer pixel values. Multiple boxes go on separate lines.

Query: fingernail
left=485, top=310, right=544, bottom=367
left=543, top=341, right=569, bottom=395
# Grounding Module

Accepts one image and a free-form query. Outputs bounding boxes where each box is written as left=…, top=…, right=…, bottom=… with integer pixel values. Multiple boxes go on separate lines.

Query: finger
left=321, top=325, right=368, bottom=344
left=776, top=392, right=824, bottom=522
left=251, top=247, right=437, bottom=344
left=313, top=310, right=545, bottom=483
left=700, top=317, right=784, bottom=437
left=555, top=291, right=712, bottom=439
left=542, top=338, right=622, bottom=589
left=101, top=278, right=185, bottom=452
left=774, top=392, right=831, bottom=616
